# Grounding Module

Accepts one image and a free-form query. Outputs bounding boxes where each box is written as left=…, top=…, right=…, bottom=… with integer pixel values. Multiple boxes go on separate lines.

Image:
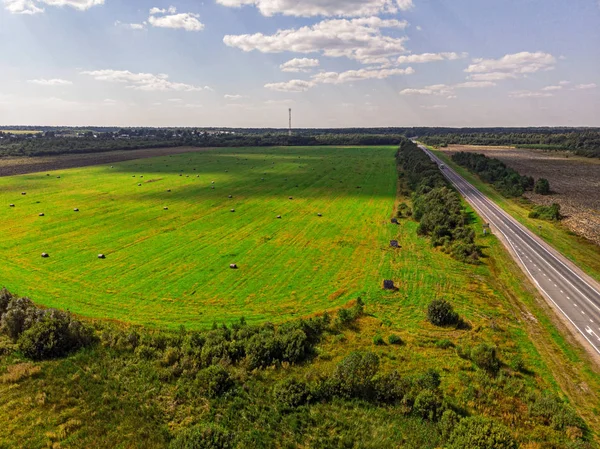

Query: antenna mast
left=288, top=108, right=292, bottom=136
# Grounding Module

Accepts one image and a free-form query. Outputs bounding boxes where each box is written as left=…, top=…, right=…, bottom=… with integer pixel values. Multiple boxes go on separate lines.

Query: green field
left=0, top=146, right=399, bottom=328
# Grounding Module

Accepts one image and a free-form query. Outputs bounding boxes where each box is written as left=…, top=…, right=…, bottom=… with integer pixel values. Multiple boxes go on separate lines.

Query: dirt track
left=441, top=145, right=600, bottom=246
left=0, top=146, right=215, bottom=177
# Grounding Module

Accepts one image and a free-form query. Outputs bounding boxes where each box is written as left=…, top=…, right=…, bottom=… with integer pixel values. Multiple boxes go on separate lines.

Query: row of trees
left=451, top=151, right=551, bottom=197
left=420, top=130, right=600, bottom=158
left=397, top=140, right=481, bottom=263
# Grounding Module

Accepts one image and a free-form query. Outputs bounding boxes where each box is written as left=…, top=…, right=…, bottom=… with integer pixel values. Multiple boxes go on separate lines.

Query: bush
left=196, top=365, right=234, bottom=398
left=169, top=424, right=235, bottom=449
left=0, top=287, right=13, bottom=316
left=415, top=369, right=441, bottom=390
left=470, top=343, right=501, bottom=374
left=439, top=409, right=461, bottom=440
left=373, top=335, right=385, bottom=346
left=388, top=334, right=402, bottom=345
left=332, top=351, right=380, bottom=400
left=0, top=296, right=36, bottom=341
left=435, top=339, right=453, bottom=349
left=447, top=416, right=517, bottom=449
left=413, top=389, right=444, bottom=421
left=274, top=378, right=311, bottom=408
left=427, top=299, right=459, bottom=327
left=529, top=394, right=586, bottom=431
left=17, top=310, right=93, bottom=360
left=534, top=178, right=551, bottom=195
left=529, top=203, right=561, bottom=221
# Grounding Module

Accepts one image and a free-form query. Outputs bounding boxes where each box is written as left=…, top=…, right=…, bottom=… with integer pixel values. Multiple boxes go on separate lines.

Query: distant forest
left=1, top=127, right=599, bottom=158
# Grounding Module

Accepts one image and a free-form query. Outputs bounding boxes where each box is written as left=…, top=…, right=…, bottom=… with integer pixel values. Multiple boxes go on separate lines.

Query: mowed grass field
left=0, top=146, right=400, bottom=328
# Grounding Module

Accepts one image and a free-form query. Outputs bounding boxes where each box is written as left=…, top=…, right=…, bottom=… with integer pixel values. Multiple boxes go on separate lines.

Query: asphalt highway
left=418, top=144, right=600, bottom=356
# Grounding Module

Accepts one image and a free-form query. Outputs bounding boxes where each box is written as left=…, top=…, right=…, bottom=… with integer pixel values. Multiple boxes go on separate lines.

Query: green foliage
left=196, top=365, right=234, bottom=398
left=415, top=369, right=442, bottom=391
left=529, top=203, right=561, bottom=221
left=273, top=378, right=311, bottom=408
left=470, top=343, right=501, bottom=375
left=451, top=151, right=533, bottom=197
left=427, top=299, right=459, bottom=327
left=169, top=424, right=235, bottom=449
left=373, top=334, right=385, bottom=346
left=534, top=177, right=551, bottom=195
left=447, top=416, right=517, bottom=449
left=413, top=390, right=444, bottom=421
left=388, top=334, right=402, bottom=345
left=439, top=409, right=461, bottom=440
left=397, top=140, right=481, bottom=263
left=529, top=394, right=586, bottom=431
left=0, top=292, right=93, bottom=360
left=435, top=339, right=454, bottom=349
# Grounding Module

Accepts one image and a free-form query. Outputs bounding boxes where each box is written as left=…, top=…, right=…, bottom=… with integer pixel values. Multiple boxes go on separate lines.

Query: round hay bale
left=140, top=176, right=144, bottom=178
left=73, top=208, right=79, bottom=212
left=289, top=197, right=293, bottom=200
left=211, top=186, right=215, bottom=190
left=164, top=207, right=169, bottom=210
left=39, top=213, right=45, bottom=217
left=212, top=181, right=215, bottom=184
left=167, top=189, right=171, bottom=192
left=391, top=218, right=399, bottom=224
left=261, top=178, right=265, bottom=181
left=57, top=176, right=61, bottom=179
left=196, top=175, right=199, bottom=178
left=10, top=204, right=15, bottom=207
left=111, top=166, right=114, bottom=168
left=317, top=213, right=322, bottom=217
left=277, top=215, right=282, bottom=219
left=46, top=174, right=50, bottom=176
left=138, top=183, right=142, bottom=187
left=179, top=174, right=182, bottom=177
left=228, top=195, right=233, bottom=198
left=98, top=254, right=106, bottom=259
left=21, top=192, right=26, bottom=195
left=132, top=175, right=136, bottom=177
left=230, top=264, right=238, bottom=269
left=383, top=280, right=396, bottom=290
left=231, top=209, right=235, bottom=213
left=41, top=253, right=49, bottom=258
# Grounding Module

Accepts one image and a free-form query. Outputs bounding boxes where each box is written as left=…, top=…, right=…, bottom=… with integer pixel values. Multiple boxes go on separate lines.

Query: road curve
left=417, top=144, right=600, bottom=357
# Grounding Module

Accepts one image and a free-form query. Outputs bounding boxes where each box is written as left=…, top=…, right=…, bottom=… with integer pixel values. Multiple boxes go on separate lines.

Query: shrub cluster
left=451, top=151, right=536, bottom=197
left=529, top=203, right=561, bottom=221
left=427, top=299, right=459, bottom=327
left=396, top=140, right=481, bottom=263
left=534, top=178, right=551, bottom=195
left=0, top=288, right=94, bottom=360
left=457, top=343, right=502, bottom=375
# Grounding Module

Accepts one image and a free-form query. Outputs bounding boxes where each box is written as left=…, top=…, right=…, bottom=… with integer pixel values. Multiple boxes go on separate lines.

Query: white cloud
left=400, top=81, right=495, bottom=97
left=115, top=20, right=146, bottom=30
left=312, top=66, right=414, bottom=84
left=264, top=99, right=295, bottom=105
left=167, top=98, right=183, bottom=102
left=559, top=80, right=570, bottom=85
left=510, top=90, right=553, bottom=98
left=415, top=25, right=422, bottom=31
left=148, top=11, right=204, bottom=31
left=280, top=58, right=320, bottom=73
left=3, top=0, right=44, bottom=13
left=465, top=51, right=556, bottom=76
left=575, top=83, right=597, bottom=90
left=80, top=69, right=209, bottom=92
left=224, top=17, right=409, bottom=64
left=265, top=80, right=314, bottom=92
left=455, top=81, right=496, bottom=89
left=183, top=103, right=203, bottom=109
left=4, top=0, right=103, bottom=13
left=149, top=5, right=176, bottom=14
left=468, top=72, right=517, bottom=81
left=542, top=85, right=563, bottom=91
left=396, top=52, right=467, bottom=64
left=224, top=94, right=245, bottom=100
left=27, top=78, right=72, bottom=86
left=421, top=104, right=447, bottom=110
left=216, top=0, right=413, bottom=17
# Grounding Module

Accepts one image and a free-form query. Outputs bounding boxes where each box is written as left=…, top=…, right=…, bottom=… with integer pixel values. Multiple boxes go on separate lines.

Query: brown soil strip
left=0, top=146, right=217, bottom=178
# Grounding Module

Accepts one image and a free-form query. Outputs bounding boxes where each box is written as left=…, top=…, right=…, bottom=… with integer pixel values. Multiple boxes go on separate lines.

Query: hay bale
left=391, top=218, right=398, bottom=224
left=41, top=253, right=49, bottom=258
left=74, top=208, right=79, bottom=212
left=289, top=197, right=293, bottom=200
left=39, top=213, right=45, bottom=217
left=140, top=176, right=144, bottom=178
left=164, top=207, right=169, bottom=210
left=231, top=209, right=235, bottom=212
left=230, top=264, right=238, bottom=269
left=10, top=204, right=15, bottom=207
left=132, top=175, right=136, bottom=177
left=56, top=176, right=61, bottom=179
left=383, top=280, right=396, bottom=290
left=21, top=192, right=26, bottom=195
left=98, top=254, right=106, bottom=259
left=317, top=213, right=322, bottom=217
left=167, top=189, right=171, bottom=192
left=212, top=181, right=215, bottom=184
left=138, top=184, right=142, bottom=187
left=390, top=240, right=399, bottom=248
left=277, top=215, right=282, bottom=219
left=228, top=195, right=233, bottom=198
left=179, top=174, right=182, bottom=177
left=211, top=186, right=215, bottom=190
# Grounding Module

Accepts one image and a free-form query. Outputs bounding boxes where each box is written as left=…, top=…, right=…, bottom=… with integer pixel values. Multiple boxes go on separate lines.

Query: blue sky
left=1, top=0, right=599, bottom=127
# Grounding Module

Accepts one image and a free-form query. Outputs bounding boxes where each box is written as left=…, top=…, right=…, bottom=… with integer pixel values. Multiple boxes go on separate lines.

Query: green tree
left=534, top=178, right=551, bottom=195
left=447, top=416, right=517, bottom=449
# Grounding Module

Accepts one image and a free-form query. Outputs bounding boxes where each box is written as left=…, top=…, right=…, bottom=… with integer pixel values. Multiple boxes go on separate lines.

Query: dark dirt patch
left=442, top=145, right=600, bottom=246
left=0, top=146, right=216, bottom=178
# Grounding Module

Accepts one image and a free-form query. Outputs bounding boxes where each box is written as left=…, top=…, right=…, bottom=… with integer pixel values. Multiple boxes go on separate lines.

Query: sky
left=1, top=0, right=599, bottom=128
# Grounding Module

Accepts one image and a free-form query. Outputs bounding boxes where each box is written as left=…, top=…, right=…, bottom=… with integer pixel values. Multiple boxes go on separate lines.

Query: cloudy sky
left=1, top=0, right=599, bottom=127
